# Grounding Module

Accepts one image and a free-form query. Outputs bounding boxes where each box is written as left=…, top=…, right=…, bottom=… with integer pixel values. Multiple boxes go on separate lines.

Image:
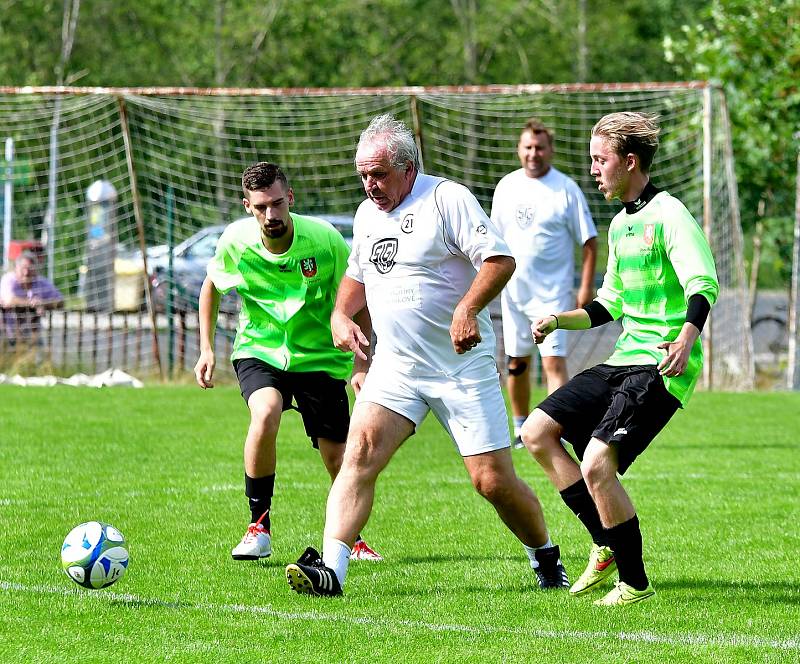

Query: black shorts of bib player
left=234, top=357, right=350, bottom=448
left=538, top=364, right=680, bottom=474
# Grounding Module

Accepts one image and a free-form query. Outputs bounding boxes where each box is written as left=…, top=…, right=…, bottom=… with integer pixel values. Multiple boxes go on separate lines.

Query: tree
left=666, top=0, right=800, bottom=286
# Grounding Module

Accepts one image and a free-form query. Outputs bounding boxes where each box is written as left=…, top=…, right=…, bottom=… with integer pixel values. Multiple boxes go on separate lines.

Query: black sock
left=245, top=473, right=275, bottom=530
left=604, top=514, right=648, bottom=590
left=559, top=478, right=609, bottom=547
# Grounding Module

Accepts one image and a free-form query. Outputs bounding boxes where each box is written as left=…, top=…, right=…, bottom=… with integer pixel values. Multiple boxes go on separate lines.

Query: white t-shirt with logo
left=348, top=173, right=512, bottom=377
left=491, top=167, right=596, bottom=312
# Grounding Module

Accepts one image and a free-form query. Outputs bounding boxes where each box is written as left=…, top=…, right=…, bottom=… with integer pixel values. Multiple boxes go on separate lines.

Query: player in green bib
left=193, top=162, right=380, bottom=563
left=518, top=113, right=719, bottom=606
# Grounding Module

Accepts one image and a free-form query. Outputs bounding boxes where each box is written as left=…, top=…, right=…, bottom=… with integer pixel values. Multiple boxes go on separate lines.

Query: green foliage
left=666, top=0, right=800, bottom=286
left=1, top=0, right=701, bottom=87
left=0, top=386, right=799, bottom=662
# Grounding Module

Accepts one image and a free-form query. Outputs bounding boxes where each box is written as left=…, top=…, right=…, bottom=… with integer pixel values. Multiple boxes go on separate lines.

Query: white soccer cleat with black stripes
left=285, top=547, right=343, bottom=597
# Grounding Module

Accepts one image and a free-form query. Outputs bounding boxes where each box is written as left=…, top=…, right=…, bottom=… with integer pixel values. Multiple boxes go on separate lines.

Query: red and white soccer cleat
left=351, top=539, right=383, bottom=562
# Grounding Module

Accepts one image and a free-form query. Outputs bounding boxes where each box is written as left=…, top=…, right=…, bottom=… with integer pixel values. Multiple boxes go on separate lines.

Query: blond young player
left=521, top=113, right=718, bottom=606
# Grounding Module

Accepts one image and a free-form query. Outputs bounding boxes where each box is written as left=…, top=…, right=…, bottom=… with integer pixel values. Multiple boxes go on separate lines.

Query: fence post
left=409, top=95, right=425, bottom=171
left=701, top=84, right=713, bottom=391
left=117, top=95, right=165, bottom=381
left=788, top=145, right=800, bottom=389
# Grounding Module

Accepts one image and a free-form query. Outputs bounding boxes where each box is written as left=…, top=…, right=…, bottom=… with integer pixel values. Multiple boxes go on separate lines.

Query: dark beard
left=262, top=221, right=288, bottom=239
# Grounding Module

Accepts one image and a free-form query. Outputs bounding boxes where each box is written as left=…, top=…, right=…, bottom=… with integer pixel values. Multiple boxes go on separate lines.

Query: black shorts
left=233, top=357, right=350, bottom=448
left=536, top=364, right=681, bottom=474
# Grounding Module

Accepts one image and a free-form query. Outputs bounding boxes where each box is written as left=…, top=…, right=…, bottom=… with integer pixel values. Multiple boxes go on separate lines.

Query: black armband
left=685, top=294, right=711, bottom=332
left=582, top=301, right=613, bottom=328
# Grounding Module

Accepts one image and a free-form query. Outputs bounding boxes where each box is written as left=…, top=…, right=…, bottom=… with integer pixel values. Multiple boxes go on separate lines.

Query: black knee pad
left=507, top=358, right=528, bottom=376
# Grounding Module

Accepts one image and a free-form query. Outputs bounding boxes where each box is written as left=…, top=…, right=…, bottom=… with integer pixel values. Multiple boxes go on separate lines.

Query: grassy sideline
left=1, top=385, right=798, bottom=663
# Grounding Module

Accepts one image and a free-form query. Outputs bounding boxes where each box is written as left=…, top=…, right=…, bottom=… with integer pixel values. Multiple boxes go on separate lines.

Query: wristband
left=551, top=314, right=559, bottom=330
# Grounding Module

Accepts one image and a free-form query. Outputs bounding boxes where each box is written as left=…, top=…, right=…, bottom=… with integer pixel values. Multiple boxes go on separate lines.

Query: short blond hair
left=591, top=112, right=660, bottom=172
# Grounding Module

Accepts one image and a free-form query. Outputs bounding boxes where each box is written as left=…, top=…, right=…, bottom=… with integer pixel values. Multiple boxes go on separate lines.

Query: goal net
left=0, top=84, right=753, bottom=390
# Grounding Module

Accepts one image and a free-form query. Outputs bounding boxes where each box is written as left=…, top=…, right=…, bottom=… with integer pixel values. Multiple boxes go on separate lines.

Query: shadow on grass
left=398, top=552, right=519, bottom=564
left=657, top=577, right=800, bottom=605
left=664, top=442, right=797, bottom=450
left=372, top=581, right=568, bottom=599
left=108, top=597, right=189, bottom=610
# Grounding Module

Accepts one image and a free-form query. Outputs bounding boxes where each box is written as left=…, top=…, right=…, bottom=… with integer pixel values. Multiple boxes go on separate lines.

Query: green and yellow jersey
left=595, top=189, right=719, bottom=406
left=207, top=212, right=352, bottom=380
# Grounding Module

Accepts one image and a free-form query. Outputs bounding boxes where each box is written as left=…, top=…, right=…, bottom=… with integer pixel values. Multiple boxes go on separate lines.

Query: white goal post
left=0, top=83, right=753, bottom=389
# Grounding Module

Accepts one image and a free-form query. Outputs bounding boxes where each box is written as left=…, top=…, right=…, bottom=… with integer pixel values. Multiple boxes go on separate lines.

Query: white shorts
left=355, top=355, right=511, bottom=457
left=501, top=292, right=568, bottom=358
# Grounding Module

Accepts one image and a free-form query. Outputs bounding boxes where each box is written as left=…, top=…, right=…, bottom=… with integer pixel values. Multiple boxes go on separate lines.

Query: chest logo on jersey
left=643, top=223, right=655, bottom=247
left=369, top=238, right=398, bottom=274
left=401, top=214, right=414, bottom=234
left=300, top=257, right=318, bottom=277
left=515, top=206, right=535, bottom=229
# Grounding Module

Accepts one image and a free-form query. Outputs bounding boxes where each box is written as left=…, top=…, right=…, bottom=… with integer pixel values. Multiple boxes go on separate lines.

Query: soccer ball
left=60, top=521, right=129, bottom=589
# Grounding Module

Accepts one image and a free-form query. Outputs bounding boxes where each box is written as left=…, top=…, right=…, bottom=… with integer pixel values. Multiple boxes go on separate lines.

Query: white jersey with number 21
left=347, top=173, right=512, bottom=377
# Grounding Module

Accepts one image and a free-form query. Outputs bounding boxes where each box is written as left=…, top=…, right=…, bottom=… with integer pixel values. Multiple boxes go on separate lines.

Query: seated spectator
left=0, top=251, right=63, bottom=345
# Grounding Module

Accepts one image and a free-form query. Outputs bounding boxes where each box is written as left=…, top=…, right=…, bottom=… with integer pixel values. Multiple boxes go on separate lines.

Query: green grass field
left=1, top=385, right=798, bottom=663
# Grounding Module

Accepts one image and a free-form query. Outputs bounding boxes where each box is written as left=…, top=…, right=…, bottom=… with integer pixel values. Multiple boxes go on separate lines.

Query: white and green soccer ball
left=61, top=521, right=129, bottom=589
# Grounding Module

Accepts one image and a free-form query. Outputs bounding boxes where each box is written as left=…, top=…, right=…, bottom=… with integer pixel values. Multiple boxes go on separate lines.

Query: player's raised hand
left=331, top=310, right=370, bottom=361
left=532, top=315, right=557, bottom=344
left=194, top=349, right=216, bottom=389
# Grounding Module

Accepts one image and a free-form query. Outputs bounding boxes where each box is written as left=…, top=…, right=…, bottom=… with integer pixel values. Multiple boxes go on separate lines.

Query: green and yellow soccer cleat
left=593, top=581, right=655, bottom=606
left=569, top=543, right=617, bottom=596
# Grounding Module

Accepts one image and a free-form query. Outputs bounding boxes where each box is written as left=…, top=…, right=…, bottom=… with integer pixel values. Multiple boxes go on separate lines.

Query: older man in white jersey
left=492, top=118, right=597, bottom=447
left=285, top=114, right=570, bottom=597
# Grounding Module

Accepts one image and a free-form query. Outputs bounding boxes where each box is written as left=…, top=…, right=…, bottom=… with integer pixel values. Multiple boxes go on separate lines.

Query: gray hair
left=356, top=114, right=421, bottom=172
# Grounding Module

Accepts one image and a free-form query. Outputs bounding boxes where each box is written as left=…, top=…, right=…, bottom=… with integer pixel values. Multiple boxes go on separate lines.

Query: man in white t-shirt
left=492, top=118, right=597, bottom=446
left=285, top=114, right=570, bottom=597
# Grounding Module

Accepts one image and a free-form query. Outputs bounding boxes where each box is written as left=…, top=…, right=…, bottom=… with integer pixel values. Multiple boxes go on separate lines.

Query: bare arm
left=451, top=255, right=515, bottom=354
left=194, top=276, right=221, bottom=389
left=1, top=282, right=63, bottom=309
left=350, top=305, right=373, bottom=393
left=576, top=237, right=598, bottom=308
left=1, top=294, right=59, bottom=307
left=532, top=308, right=591, bottom=344
left=331, top=276, right=370, bottom=361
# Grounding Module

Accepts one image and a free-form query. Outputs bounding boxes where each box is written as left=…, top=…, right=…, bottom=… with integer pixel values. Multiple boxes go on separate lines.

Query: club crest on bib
left=369, top=238, right=399, bottom=274
left=643, top=223, right=655, bottom=247
left=515, top=205, right=535, bottom=229
left=300, top=257, right=318, bottom=277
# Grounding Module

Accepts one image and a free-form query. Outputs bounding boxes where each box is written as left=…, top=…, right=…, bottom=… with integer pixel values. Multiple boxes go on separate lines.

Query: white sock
left=523, top=537, right=556, bottom=569
left=513, top=416, right=527, bottom=437
left=322, top=537, right=351, bottom=587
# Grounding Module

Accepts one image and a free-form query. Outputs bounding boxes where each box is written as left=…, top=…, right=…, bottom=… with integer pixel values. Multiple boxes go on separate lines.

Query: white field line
left=2, top=580, right=798, bottom=653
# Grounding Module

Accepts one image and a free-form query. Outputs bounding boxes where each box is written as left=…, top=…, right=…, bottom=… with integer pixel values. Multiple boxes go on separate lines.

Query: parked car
left=147, top=213, right=354, bottom=313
